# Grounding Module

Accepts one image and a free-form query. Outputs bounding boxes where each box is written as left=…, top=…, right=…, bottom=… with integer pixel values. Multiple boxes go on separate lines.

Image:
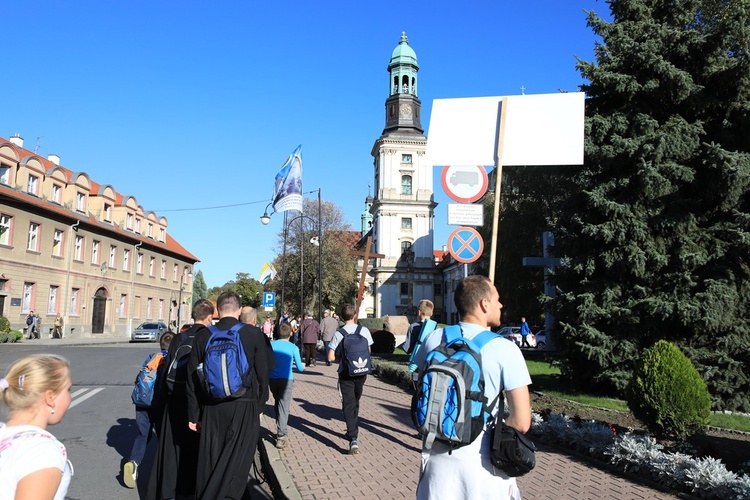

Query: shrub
left=0, top=331, right=7, bottom=343
left=0, top=316, right=10, bottom=333
left=627, top=340, right=711, bottom=439
left=10, top=330, right=22, bottom=342
left=358, top=317, right=384, bottom=332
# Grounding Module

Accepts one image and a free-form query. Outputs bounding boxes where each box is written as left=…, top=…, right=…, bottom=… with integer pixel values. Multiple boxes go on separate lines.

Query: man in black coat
left=147, top=298, right=214, bottom=500
left=186, top=291, right=271, bottom=499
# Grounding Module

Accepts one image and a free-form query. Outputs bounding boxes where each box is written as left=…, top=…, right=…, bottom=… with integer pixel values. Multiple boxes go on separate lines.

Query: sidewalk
left=258, top=357, right=680, bottom=500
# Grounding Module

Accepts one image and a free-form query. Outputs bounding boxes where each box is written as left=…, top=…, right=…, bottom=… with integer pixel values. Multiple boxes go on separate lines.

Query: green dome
left=389, top=32, right=419, bottom=68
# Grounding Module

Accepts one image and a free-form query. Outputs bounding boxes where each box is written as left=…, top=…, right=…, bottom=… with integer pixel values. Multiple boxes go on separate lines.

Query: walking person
left=319, top=309, right=339, bottom=366
left=25, top=311, right=35, bottom=339
left=269, top=323, right=304, bottom=449
left=415, top=275, right=532, bottom=499
left=327, top=303, right=373, bottom=454
left=33, top=314, right=42, bottom=339
left=300, top=311, right=320, bottom=366
left=147, top=299, right=213, bottom=500
left=53, top=313, right=64, bottom=339
left=520, top=316, right=531, bottom=348
left=185, top=291, right=270, bottom=499
left=0, top=354, right=74, bottom=499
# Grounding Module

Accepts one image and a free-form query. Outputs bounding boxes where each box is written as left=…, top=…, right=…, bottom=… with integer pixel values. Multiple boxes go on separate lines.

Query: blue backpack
left=131, top=352, right=165, bottom=407
left=413, top=325, right=500, bottom=450
left=202, top=323, right=251, bottom=400
left=337, top=326, right=372, bottom=376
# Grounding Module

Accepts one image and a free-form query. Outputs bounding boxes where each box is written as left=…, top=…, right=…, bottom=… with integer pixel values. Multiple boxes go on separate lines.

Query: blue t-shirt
left=270, top=340, right=304, bottom=380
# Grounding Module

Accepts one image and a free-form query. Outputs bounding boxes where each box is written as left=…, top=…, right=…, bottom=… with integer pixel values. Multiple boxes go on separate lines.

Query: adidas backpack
left=131, top=352, right=166, bottom=407
left=202, top=323, right=251, bottom=400
left=337, top=326, right=372, bottom=376
left=413, top=325, right=500, bottom=450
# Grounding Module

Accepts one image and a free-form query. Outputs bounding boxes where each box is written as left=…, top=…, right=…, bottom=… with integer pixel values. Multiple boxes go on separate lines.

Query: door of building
left=92, top=288, right=106, bottom=334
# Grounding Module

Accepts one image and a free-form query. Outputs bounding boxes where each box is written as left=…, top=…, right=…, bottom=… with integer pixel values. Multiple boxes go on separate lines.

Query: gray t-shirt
left=327, top=324, right=374, bottom=375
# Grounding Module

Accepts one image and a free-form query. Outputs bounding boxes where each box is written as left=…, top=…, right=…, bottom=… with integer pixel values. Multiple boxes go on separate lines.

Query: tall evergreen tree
left=549, top=0, right=750, bottom=410
left=191, top=270, right=208, bottom=305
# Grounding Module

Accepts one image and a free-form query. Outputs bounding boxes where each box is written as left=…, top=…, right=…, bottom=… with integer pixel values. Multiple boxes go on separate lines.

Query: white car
left=498, top=326, right=545, bottom=349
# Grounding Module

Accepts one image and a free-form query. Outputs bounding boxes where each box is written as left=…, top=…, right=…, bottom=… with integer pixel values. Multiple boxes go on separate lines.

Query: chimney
left=9, top=134, right=23, bottom=148
left=48, top=154, right=60, bottom=165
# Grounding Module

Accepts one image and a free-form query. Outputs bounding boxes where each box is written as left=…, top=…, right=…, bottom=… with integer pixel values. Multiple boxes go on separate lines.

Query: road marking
left=69, top=388, right=104, bottom=409
left=70, top=388, right=89, bottom=399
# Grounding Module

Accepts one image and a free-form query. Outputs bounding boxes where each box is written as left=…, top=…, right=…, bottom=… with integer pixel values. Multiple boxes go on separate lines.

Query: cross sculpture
left=522, top=231, right=561, bottom=348
left=349, top=236, right=386, bottom=313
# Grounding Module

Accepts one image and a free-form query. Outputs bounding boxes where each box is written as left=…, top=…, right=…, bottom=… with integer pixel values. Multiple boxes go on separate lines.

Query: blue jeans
left=129, top=407, right=155, bottom=464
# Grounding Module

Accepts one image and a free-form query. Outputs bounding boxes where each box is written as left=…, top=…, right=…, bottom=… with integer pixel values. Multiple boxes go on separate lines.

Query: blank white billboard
left=427, top=92, right=585, bottom=167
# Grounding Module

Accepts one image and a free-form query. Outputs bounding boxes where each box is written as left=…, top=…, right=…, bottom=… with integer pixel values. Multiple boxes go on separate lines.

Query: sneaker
left=123, top=460, right=138, bottom=488
left=349, top=439, right=360, bottom=455
left=276, top=436, right=288, bottom=449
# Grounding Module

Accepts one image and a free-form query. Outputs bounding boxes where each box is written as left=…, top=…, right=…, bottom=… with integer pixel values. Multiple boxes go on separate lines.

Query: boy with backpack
left=269, top=322, right=304, bottom=449
left=414, top=275, right=532, bottom=500
left=326, top=303, right=373, bottom=455
left=124, top=331, right=174, bottom=489
left=185, top=291, right=270, bottom=499
left=147, top=299, right=214, bottom=500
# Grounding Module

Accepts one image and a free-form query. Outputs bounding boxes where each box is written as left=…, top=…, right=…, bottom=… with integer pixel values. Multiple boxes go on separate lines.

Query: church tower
left=367, top=32, right=437, bottom=318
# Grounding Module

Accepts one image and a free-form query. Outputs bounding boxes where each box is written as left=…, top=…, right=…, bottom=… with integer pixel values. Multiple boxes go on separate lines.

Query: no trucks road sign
left=440, top=165, right=489, bottom=204
left=447, top=227, right=484, bottom=264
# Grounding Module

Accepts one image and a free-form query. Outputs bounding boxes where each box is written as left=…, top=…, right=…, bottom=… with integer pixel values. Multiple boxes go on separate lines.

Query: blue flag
left=272, top=146, right=303, bottom=213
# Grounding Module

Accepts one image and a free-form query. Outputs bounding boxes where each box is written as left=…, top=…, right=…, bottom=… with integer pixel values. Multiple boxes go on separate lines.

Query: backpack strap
left=472, top=330, right=503, bottom=419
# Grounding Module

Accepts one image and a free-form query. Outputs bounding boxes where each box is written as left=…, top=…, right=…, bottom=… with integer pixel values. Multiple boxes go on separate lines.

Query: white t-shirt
left=416, top=322, right=532, bottom=500
left=0, top=423, right=73, bottom=500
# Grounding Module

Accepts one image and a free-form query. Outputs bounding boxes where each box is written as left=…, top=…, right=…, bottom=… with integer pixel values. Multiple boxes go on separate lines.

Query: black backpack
left=337, top=326, right=372, bottom=376
left=165, top=327, right=202, bottom=394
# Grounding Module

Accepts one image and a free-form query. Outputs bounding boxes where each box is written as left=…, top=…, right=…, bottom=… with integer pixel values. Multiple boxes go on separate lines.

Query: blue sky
left=3, top=0, right=605, bottom=288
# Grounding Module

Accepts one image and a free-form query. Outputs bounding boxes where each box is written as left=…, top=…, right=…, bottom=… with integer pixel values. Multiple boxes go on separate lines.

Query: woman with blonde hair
left=0, top=354, right=73, bottom=499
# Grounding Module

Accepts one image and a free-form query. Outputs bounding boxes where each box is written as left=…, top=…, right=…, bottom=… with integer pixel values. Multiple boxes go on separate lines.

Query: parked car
left=497, top=326, right=532, bottom=347
left=130, top=322, right=169, bottom=342
left=534, top=329, right=547, bottom=350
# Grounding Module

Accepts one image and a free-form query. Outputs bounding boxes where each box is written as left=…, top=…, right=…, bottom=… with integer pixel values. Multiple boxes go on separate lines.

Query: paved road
left=0, top=339, right=272, bottom=499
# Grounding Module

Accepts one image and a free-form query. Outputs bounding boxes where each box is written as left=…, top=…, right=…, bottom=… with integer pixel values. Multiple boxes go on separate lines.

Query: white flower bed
left=530, top=412, right=750, bottom=499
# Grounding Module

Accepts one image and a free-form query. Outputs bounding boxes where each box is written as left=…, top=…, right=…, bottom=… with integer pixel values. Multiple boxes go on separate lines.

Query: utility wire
left=153, top=199, right=269, bottom=213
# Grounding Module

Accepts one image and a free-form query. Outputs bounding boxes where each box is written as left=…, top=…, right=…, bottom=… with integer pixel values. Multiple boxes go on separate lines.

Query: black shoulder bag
left=490, top=420, right=537, bottom=477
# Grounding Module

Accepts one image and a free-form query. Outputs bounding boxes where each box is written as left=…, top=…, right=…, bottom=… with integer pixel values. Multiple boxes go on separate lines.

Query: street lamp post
left=261, top=190, right=323, bottom=319
left=177, top=269, right=193, bottom=329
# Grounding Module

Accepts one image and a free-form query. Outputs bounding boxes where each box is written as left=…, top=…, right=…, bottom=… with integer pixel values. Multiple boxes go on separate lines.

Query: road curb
left=258, top=414, right=302, bottom=500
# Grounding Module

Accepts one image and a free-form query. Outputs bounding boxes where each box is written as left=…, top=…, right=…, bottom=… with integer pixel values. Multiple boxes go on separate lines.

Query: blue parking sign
left=263, top=292, right=276, bottom=309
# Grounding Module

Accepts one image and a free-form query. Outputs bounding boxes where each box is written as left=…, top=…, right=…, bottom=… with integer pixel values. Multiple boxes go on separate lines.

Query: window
left=120, top=294, right=127, bottom=318
left=70, top=288, right=80, bottom=315
left=109, top=245, right=117, bottom=268
left=149, top=257, right=155, bottom=277
left=158, top=299, right=164, bottom=319
left=137, top=253, right=144, bottom=274
left=123, top=248, right=130, bottom=271
left=401, top=218, right=412, bottom=230
left=434, top=282, right=442, bottom=296
left=400, top=282, right=409, bottom=295
left=161, top=260, right=166, bottom=279
left=135, top=218, right=141, bottom=234
left=126, top=213, right=133, bottom=230
left=51, top=184, right=62, bottom=203
left=159, top=228, right=165, bottom=242
left=0, top=165, right=8, bottom=185
left=52, top=230, right=64, bottom=257
left=173, top=264, right=179, bottom=281
left=27, top=175, right=39, bottom=195
left=402, top=154, right=412, bottom=164
left=401, top=241, right=412, bottom=254
left=27, top=223, right=40, bottom=251
left=91, top=240, right=100, bottom=264
left=48, top=286, right=59, bottom=314
left=401, top=175, right=412, bottom=195
left=0, top=214, right=12, bottom=246
left=74, top=235, right=84, bottom=261
left=76, top=192, right=86, bottom=212
left=103, top=203, right=112, bottom=221
left=147, top=223, right=153, bottom=238
left=22, top=282, right=34, bottom=313
left=147, top=298, right=153, bottom=318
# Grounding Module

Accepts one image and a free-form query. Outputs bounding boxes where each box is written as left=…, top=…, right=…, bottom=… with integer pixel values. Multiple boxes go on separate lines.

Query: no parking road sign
left=448, top=227, right=484, bottom=264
